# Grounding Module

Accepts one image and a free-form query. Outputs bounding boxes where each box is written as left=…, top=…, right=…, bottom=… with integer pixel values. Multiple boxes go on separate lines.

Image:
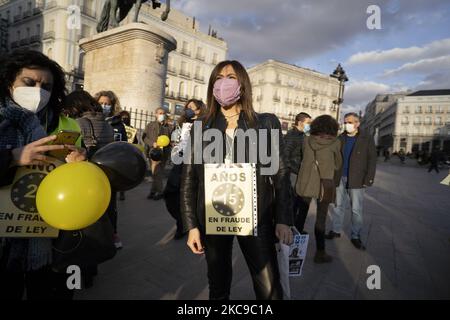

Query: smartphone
left=47, top=130, right=81, bottom=160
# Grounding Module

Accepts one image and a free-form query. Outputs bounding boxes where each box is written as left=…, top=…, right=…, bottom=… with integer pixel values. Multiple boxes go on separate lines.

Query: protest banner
left=204, top=163, right=257, bottom=236
left=0, top=158, right=62, bottom=237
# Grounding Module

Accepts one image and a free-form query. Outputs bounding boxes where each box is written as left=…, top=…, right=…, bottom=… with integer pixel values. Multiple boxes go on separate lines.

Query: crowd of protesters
left=1, top=49, right=447, bottom=301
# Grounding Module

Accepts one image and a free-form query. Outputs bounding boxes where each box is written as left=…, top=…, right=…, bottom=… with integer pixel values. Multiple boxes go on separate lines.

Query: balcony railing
left=11, top=41, right=19, bottom=48
left=13, top=15, right=21, bottom=22
left=194, top=74, right=205, bottom=83
left=23, top=10, right=31, bottom=18
left=180, top=49, right=191, bottom=57
left=413, top=121, right=422, bottom=125
left=43, top=31, right=55, bottom=40
left=167, top=67, right=177, bottom=75
left=401, top=121, right=409, bottom=125
left=285, top=99, right=292, bottom=105
left=165, top=91, right=175, bottom=99
left=179, top=71, right=191, bottom=78
left=177, top=94, right=189, bottom=101
left=256, top=95, right=263, bottom=101
left=19, top=38, right=29, bottom=46
left=33, top=7, right=42, bottom=15
left=273, top=96, right=280, bottom=102
left=195, top=54, right=205, bottom=61
left=30, top=35, right=41, bottom=44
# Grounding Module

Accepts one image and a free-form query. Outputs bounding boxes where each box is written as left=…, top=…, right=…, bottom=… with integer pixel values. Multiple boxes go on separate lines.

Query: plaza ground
left=76, top=158, right=450, bottom=300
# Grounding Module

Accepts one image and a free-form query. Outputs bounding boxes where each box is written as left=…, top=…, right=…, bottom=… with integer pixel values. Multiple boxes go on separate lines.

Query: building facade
left=248, top=59, right=342, bottom=132
left=363, top=90, right=450, bottom=154
left=130, top=3, right=227, bottom=115
left=0, top=0, right=100, bottom=90
left=0, top=0, right=227, bottom=112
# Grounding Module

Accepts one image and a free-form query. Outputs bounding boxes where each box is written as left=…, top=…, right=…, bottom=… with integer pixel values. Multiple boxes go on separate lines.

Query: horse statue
left=97, top=0, right=171, bottom=33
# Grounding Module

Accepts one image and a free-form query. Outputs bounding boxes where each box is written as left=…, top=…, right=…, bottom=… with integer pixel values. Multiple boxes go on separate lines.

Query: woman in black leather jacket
left=180, top=60, right=293, bottom=300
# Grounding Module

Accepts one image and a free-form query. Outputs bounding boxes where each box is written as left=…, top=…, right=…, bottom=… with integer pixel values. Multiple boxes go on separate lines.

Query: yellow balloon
left=156, top=135, right=170, bottom=148
left=36, top=162, right=111, bottom=230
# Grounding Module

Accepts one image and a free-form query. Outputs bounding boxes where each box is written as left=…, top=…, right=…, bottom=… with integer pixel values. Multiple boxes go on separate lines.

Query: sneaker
left=314, top=250, right=333, bottom=264
left=147, top=192, right=155, bottom=199
left=114, top=234, right=123, bottom=249
left=325, top=231, right=341, bottom=239
left=351, top=238, right=366, bottom=250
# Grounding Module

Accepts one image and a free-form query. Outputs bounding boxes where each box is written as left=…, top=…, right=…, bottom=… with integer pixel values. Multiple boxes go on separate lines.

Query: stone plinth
left=80, top=23, right=176, bottom=114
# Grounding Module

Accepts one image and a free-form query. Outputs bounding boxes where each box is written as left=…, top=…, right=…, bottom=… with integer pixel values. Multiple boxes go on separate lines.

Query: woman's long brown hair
left=204, top=60, right=256, bottom=128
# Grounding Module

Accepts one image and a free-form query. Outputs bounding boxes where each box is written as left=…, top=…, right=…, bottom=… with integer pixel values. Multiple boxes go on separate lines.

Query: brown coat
left=296, top=135, right=342, bottom=200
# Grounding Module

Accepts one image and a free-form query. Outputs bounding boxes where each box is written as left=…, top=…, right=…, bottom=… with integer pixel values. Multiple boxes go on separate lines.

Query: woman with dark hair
left=296, top=115, right=342, bottom=263
left=180, top=60, right=293, bottom=300
left=63, top=90, right=117, bottom=286
left=164, top=99, right=206, bottom=240
left=0, top=49, right=86, bottom=300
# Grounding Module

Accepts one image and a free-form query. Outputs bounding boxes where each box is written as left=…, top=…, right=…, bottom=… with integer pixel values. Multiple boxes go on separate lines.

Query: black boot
left=314, top=228, right=333, bottom=263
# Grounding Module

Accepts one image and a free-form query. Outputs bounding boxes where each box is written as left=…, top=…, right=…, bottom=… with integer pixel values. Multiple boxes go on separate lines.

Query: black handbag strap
left=83, top=117, right=98, bottom=146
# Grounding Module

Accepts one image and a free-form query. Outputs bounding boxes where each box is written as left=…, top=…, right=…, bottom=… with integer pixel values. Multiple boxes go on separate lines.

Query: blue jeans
left=331, top=177, right=365, bottom=239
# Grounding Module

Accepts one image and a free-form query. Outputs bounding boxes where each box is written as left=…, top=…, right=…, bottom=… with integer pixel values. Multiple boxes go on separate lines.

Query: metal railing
left=121, top=107, right=156, bottom=131
left=43, top=31, right=55, bottom=40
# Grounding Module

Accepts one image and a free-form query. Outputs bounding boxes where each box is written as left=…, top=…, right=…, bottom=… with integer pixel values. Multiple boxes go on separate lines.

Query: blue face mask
left=102, top=104, right=112, bottom=116
left=303, top=123, right=311, bottom=133
left=185, top=108, right=196, bottom=120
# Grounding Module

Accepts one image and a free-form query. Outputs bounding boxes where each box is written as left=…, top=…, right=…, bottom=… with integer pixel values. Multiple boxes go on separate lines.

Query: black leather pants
left=202, top=226, right=283, bottom=300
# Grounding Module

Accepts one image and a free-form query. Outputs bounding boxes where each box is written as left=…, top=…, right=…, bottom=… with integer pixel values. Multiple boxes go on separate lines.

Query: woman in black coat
left=180, top=60, right=293, bottom=300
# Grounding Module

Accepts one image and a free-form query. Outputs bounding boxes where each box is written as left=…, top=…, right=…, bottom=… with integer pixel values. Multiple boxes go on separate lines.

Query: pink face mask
left=213, top=78, right=241, bottom=107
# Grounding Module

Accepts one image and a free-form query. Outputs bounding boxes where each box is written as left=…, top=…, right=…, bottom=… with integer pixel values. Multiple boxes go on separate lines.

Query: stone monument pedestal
left=80, top=23, right=176, bottom=117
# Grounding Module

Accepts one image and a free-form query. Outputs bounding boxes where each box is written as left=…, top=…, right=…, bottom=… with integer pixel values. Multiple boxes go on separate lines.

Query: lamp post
left=330, top=64, right=348, bottom=122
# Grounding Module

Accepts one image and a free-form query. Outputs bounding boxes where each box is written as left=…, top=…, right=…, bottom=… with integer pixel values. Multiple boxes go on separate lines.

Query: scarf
left=0, top=98, right=53, bottom=272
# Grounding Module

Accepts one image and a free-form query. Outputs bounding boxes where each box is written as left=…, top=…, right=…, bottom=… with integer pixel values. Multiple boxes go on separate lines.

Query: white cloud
left=383, top=55, right=450, bottom=77
left=343, top=81, right=410, bottom=113
left=172, top=0, right=450, bottom=65
left=347, top=38, right=450, bottom=65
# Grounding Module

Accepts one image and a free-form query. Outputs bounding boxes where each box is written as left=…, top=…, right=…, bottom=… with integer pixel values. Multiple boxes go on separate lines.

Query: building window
left=415, top=106, right=422, bottom=113
left=36, top=24, right=41, bottom=35
left=424, top=116, right=431, bottom=125
left=178, top=82, right=185, bottom=98
left=401, top=116, right=409, bottom=124
left=426, top=105, right=432, bottom=113
left=436, top=116, right=442, bottom=125
left=403, top=106, right=409, bottom=113
left=414, top=116, right=421, bottom=124
left=212, top=53, right=218, bottom=65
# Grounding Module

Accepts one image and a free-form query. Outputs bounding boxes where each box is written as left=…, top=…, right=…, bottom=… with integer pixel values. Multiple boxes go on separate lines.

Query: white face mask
left=12, top=86, right=51, bottom=113
left=345, top=123, right=356, bottom=133
left=158, top=114, right=166, bottom=122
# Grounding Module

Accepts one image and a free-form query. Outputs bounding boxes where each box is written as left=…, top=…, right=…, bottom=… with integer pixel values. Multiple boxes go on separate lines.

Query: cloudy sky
left=171, top=0, right=450, bottom=113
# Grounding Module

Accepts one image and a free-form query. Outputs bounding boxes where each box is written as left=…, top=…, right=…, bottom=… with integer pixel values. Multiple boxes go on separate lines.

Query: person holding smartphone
left=0, top=50, right=86, bottom=300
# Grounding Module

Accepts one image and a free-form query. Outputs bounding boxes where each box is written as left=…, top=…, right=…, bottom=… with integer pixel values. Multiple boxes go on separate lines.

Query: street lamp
left=330, top=63, right=348, bottom=122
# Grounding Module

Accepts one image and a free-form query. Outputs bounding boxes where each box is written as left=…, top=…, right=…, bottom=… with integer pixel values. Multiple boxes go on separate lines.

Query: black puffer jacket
left=180, top=112, right=293, bottom=233
left=284, top=127, right=305, bottom=174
